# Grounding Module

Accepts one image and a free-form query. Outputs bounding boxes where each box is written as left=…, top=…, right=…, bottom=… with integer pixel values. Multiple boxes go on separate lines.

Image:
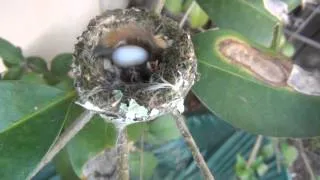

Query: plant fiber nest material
left=73, top=8, right=197, bottom=125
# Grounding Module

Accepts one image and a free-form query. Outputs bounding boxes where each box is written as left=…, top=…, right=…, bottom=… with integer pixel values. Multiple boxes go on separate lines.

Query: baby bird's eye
left=112, top=45, right=149, bottom=68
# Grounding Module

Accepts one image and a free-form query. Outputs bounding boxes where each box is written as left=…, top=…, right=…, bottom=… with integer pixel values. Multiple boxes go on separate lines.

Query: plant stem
left=28, top=110, right=94, bottom=179
left=116, top=126, right=130, bottom=180
left=179, top=1, right=196, bottom=28
left=247, top=135, right=263, bottom=167
left=172, top=110, right=215, bottom=180
left=297, top=140, right=316, bottom=180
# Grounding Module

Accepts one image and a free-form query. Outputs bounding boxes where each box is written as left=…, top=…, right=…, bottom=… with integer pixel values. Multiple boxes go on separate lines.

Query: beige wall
left=0, top=0, right=130, bottom=73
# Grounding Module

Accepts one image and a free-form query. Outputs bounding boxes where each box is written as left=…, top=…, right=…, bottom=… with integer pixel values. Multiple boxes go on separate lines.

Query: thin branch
left=154, top=0, right=166, bottom=15
left=179, top=1, right=196, bottom=28
left=247, top=135, right=263, bottom=167
left=172, top=110, right=215, bottom=180
left=297, top=140, right=316, bottom=180
left=116, top=127, right=130, bottom=180
left=28, top=110, right=95, bottom=179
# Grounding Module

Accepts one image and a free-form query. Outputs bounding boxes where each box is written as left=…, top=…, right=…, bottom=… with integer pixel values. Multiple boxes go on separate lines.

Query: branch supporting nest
left=116, top=127, right=130, bottom=180
left=172, top=110, right=215, bottom=180
left=28, top=110, right=95, bottom=179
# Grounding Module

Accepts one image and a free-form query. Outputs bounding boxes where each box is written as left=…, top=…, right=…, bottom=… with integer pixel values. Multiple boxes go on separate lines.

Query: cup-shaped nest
left=73, top=8, right=197, bottom=124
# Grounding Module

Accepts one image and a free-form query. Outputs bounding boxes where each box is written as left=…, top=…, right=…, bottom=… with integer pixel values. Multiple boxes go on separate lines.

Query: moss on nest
left=73, top=8, right=197, bottom=124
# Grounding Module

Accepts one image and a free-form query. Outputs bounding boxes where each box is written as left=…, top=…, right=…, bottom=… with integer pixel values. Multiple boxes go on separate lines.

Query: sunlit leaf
left=196, top=0, right=282, bottom=48
left=189, top=2, right=209, bottom=28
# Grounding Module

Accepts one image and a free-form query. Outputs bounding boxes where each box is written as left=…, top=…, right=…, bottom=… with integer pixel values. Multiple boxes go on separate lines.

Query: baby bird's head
left=93, top=24, right=168, bottom=82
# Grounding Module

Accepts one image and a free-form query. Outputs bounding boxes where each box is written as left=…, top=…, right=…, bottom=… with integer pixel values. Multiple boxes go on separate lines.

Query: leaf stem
left=172, top=110, right=215, bottom=180
left=28, top=110, right=94, bottom=179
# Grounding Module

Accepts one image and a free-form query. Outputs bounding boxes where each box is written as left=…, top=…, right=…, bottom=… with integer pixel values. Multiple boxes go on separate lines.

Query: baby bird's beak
left=93, top=45, right=114, bottom=58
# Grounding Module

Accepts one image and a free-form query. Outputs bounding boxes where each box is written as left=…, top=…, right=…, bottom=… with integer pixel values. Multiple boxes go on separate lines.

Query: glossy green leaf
left=192, top=29, right=320, bottom=137
left=51, top=53, right=73, bottom=77
left=145, top=115, right=180, bottom=145
left=20, top=72, right=46, bottom=84
left=54, top=147, right=79, bottom=180
left=26, top=56, right=48, bottom=73
left=165, top=0, right=183, bottom=14
left=66, top=109, right=117, bottom=177
left=189, top=2, right=209, bottom=28
left=127, top=122, right=148, bottom=142
left=129, top=151, right=158, bottom=179
left=54, top=76, right=74, bottom=91
left=3, top=66, right=23, bottom=80
left=0, top=37, right=24, bottom=65
left=0, top=82, right=76, bottom=179
left=44, top=72, right=60, bottom=85
left=196, top=0, right=281, bottom=48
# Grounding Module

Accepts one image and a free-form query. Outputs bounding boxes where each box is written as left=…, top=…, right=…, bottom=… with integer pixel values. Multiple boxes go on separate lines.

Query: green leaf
left=145, top=115, right=180, bottom=145
left=129, top=151, right=158, bottom=179
left=281, top=143, right=298, bottom=166
left=54, top=76, right=74, bottom=91
left=66, top=111, right=117, bottom=177
left=256, top=163, right=268, bottom=177
left=0, top=81, right=76, bottom=179
left=189, top=2, right=209, bottom=28
left=0, top=37, right=24, bottom=65
left=235, top=154, right=247, bottom=171
left=26, top=56, right=48, bottom=73
left=260, top=143, right=274, bottom=159
left=165, top=0, right=183, bottom=14
left=44, top=72, right=60, bottom=85
left=281, top=42, right=295, bottom=58
left=51, top=53, right=73, bottom=77
left=192, top=29, right=320, bottom=137
left=127, top=122, right=148, bottom=142
left=20, top=72, right=46, bottom=84
left=251, top=156, right=264, bottom=169
left=53, top=149, right=79, bottom=180
left=3, top=66, right=23, bottom=80
left=196, top=0, right=281, bottom=48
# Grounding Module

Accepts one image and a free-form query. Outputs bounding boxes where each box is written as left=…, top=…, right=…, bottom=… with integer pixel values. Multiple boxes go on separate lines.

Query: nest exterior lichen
left=73, top=8, right=197, bottom=125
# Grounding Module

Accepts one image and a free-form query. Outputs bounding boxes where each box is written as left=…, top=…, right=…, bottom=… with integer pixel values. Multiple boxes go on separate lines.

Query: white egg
left=112, top=45, right=149, bottom=68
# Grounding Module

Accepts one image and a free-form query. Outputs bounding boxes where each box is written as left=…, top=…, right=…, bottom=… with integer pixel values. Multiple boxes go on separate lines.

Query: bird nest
left=73, top=8, right=197, bottom=125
